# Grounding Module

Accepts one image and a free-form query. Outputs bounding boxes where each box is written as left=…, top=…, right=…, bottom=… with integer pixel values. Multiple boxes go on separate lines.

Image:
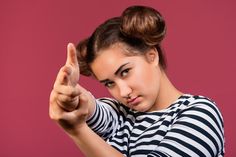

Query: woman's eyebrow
left=114, top=62, right=130, bottom=75
left=100, top=79, right=110, bottom=84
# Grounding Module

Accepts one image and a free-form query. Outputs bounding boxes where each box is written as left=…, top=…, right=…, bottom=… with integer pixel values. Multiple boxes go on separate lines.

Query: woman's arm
left=49, top=43, right=124, bottom=157
left=87, top=98, right=125, bottom=140
left=49, top=43, right=95, bottom=133
left=69, top=124, right=123, bottom=157
left=147, top=98, right=225, bottom=157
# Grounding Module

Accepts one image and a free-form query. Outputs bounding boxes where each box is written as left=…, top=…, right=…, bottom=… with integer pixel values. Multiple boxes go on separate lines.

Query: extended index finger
left=66, top=43, right=79, bottom=66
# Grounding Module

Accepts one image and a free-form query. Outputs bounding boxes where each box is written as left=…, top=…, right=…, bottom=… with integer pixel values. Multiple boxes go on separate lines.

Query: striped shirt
left=87, top=94, right=225, bottom=157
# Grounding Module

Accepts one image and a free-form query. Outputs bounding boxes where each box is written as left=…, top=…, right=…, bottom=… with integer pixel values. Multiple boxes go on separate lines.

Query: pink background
left=1, top=0, right=235, bottom=156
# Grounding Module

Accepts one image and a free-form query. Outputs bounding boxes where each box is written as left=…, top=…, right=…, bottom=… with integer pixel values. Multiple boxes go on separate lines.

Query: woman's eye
left=105, top=82, right=114, bottom=88
left=121, top=68, right=130, bottom=77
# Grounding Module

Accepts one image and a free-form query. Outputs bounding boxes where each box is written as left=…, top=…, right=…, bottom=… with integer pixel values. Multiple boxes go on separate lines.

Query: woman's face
left=90, top=44, right=162, bottom=112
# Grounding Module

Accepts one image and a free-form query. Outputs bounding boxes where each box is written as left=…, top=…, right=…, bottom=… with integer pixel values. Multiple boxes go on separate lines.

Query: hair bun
left=121, top=5, right=166, bottom=46
left=76, top=38, right=92, bottom=76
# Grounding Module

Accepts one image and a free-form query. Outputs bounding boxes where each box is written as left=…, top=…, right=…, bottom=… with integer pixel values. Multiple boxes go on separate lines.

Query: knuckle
left=80, top=93, right=88, bottom=102
left=49, top=109, right=57, bottom=120
left=49, top=107, right=64, bottom=122
left=49, top=91, right=56, bottom=103
left=63, top=95, right=73, bottom=103
left=50, top=92, right=61, bottom=107
left=59, top=66, right=66, bottom=72
left=67, top=88, right=74, bottom=96
left=69, top=89, right=78, bottom=97
left=58, top=94, right=67, bottom=102
left=64, top=86, right=78, bottom=97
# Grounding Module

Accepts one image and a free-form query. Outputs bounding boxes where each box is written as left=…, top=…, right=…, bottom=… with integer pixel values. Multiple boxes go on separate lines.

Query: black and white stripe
left=87, top=94, right=225, bottom=157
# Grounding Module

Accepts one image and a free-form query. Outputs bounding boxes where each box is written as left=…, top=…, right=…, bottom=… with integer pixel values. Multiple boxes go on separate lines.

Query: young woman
left=49, top=5, right=225, bottom=157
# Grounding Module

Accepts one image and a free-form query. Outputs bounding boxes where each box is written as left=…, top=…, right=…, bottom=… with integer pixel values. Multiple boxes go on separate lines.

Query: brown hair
left=76, top=5, right=167, bottom=76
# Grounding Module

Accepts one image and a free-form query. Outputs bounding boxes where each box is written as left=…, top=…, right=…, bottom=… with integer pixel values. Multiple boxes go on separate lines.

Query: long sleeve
left=147, top=96, right=225, bottom=157
left=86, top=97, right=129, bottom=140
left=86, top=95, right=224, bottom=157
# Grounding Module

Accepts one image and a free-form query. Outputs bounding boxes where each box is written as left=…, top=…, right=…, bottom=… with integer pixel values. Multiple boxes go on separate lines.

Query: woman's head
left=76, top=5, right=171, bottom=112
left=76, top=5, right=167, bottom=76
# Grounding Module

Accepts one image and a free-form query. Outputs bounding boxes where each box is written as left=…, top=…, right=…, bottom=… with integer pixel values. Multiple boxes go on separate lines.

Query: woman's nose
left=118, top=81, right=132, bottom=98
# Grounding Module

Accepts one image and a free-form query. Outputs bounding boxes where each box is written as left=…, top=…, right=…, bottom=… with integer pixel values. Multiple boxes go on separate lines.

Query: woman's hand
left=49, top=43, right=95, bottom=136
left=49, top=43, right=124, bottom=157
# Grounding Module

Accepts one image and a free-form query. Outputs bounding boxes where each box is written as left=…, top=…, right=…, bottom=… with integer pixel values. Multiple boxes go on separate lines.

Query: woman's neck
left=153, top=72, right=183, bottom=111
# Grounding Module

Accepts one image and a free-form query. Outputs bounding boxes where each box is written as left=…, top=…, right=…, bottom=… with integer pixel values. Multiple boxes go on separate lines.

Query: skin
left=49, top=43, right=123, bottom=157
left=49, top=43, right=182, bottom=157
left=91, top=43, right=182, bottom=112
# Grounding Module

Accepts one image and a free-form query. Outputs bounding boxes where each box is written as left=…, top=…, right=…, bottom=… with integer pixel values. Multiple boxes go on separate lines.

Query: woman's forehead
left=91, top=46, right=144, bottom=79
left=98, top=42, right=142, bottom=57
left=91, top=45, right=129, bottom=71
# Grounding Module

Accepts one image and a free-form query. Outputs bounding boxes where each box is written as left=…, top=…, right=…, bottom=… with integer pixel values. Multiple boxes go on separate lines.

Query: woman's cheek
left=134, top=67, right=150, bottom=87
left=109, top=88, right=123, bottom=102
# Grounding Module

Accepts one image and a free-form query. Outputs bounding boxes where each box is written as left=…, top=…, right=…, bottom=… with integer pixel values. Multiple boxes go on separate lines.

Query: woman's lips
left=127, top=96, right=141, bottom=106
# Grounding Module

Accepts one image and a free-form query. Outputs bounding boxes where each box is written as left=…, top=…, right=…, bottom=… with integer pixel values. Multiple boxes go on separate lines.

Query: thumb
left=66, top=43, right=79, bottom=67
left=73, top=93, right=89, bottom=119
left=77, top=85, right=90, bottom=112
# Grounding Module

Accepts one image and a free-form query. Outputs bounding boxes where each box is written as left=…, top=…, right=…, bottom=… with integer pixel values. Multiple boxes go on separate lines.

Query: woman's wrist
left=66, top=122, right=89, bottom=139
left=69, top=123, right=123, bottom=157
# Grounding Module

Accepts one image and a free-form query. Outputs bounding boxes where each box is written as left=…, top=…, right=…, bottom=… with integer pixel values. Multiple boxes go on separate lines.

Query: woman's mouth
left=127, top=96, right=141, bottom=106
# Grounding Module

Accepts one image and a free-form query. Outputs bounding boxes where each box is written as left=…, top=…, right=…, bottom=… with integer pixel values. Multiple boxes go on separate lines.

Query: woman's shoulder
left=176, top=94, right=219, bottom=110
left=161, top=94, right=225, bottom=157
left=174, top=94, right=224, bottom=127
left=169, top=94, right=224, bottom=123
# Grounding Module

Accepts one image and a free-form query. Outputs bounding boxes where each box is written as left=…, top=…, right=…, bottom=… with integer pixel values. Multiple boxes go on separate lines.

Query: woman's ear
left=145, top=48, right=159, bottom=66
